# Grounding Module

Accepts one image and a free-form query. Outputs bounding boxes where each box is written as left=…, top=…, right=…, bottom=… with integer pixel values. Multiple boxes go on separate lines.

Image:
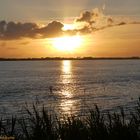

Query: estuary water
left=0, top=60, right=140, bottom=116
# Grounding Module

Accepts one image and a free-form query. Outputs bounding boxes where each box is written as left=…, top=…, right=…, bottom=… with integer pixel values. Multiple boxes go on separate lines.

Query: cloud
left=76, top=11, right=95, bottom=23
left=75, top=9, right=112, bottom=34
left=38, top=21, right=64, bottom=38
left=0, top=21, right=38, bottom=39
left=74, top=8, right=139, bottom=34
left=76, top=8, right=100, bottom=25
left=0, top=20, right=64, bottom=40
left=107, top=17, right=114, bottom=25
left=0, top=8, right=140, bottom=40
left=130, top=21, right=140, bottom=24
left=117, top=22, right=126, bottom=26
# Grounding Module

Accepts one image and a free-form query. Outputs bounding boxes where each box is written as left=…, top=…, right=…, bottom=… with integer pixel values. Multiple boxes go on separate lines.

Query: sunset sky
left=0, top=0, right=140, bottom=58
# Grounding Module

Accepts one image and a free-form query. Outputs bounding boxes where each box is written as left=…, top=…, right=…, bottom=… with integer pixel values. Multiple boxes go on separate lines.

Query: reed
left=1, top=99, right=140, bottom=140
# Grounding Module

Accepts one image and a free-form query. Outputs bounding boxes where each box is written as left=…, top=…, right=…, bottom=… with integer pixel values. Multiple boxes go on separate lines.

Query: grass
left=1, top=99, right=140, bottom=139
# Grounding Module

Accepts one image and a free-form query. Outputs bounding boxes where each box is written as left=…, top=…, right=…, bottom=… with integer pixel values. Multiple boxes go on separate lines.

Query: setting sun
left=52, top=36, right=82, bottom=52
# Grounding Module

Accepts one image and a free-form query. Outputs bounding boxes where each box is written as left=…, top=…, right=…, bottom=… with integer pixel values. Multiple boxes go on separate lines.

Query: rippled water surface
left=0, top=60, right=140, bottom=116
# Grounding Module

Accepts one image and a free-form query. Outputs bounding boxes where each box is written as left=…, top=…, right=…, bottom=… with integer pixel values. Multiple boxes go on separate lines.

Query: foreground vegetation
left=1, top=99, right=140, bottom=140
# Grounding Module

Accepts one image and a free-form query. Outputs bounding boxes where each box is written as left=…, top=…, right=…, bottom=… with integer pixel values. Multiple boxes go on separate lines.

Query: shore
left=0, top=57, right=140, bottom=61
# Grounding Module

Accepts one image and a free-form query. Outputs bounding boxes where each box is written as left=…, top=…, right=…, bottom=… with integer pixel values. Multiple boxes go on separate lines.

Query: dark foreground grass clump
left=1, top=99, right=140, bottom=140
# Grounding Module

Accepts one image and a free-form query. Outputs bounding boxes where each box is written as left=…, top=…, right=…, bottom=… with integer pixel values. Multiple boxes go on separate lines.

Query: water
left=0, top=60, right=140, bottom=116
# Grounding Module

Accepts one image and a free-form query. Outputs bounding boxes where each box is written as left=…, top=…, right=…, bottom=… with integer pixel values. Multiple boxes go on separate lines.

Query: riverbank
left=0, top=57, right=140, bottom=61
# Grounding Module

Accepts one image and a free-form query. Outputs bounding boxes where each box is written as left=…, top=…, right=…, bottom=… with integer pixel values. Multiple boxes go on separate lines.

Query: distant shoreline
left=0, top=57, right=140, bottom=61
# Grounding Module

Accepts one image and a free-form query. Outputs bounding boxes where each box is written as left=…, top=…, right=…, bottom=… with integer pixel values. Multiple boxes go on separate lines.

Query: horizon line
left=0, top=56, right=140, bottom=61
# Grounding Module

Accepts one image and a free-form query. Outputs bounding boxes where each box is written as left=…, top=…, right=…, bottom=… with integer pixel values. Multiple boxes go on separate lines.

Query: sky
left=0, top=0, right=140, bottom=58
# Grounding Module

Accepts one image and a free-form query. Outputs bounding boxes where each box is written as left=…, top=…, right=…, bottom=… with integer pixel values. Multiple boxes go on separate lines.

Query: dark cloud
left=117, top=22, right=126, bottom=26
left=0, top=21, right=6, bottom=32
left=76, top=9, right=100, bottom=25
left=38, top=21, right=64, bottom=38
left=0, top=9, right=140, bottom=40
left=0, top=20, right=64, bottom=40
left=0, top=21, right=38, bottom=39
left=76, top=11, right=94, bottom=23
left=77, top=26, right=93, bottom=34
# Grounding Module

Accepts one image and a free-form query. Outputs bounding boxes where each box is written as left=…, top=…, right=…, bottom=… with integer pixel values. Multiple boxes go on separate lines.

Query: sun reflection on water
left=60, top=60, right=76, bottom=114
left=62, top=60, right=71, bottom=74
left=61, top=60, right=72, bottom=84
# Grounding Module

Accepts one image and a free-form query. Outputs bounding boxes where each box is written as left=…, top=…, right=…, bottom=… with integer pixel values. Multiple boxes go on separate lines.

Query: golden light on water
left=60, top=60, right=76, bottom=114
left=60, top=99, right=75, bottom=114
left=52, top=35, right=82, bottom=52
left=61, top=60, right=72, bottom=84
left=62, top=60, right=71, bottom=75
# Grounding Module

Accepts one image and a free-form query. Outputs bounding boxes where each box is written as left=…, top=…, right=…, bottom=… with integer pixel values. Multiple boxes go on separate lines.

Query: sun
left=52, top=35, right=82, bottom=52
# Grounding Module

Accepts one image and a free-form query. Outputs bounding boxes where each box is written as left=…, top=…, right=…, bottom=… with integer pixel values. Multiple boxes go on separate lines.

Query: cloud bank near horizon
left=0, top=21, right=64, bottom=40
left=0, top=8, right=140, bottom=40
